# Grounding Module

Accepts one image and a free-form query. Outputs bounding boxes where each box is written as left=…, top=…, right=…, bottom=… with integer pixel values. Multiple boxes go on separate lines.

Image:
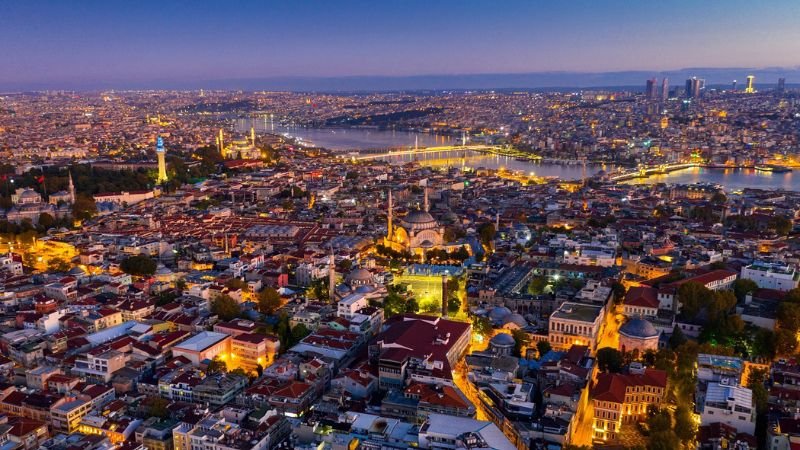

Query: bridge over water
left=346, top=144, right=504, bottom=161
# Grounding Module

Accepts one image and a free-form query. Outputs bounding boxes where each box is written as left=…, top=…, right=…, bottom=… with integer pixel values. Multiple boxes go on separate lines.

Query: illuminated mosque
left=383, top=188, right=446, bottom=258
left=216, top=127, right=262, bottom=160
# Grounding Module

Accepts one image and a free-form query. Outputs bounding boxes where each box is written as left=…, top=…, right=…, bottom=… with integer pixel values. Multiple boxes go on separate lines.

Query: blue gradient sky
left=1, top=0, right=799, bottom=88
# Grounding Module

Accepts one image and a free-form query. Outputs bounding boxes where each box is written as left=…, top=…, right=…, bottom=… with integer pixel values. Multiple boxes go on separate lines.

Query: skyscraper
left=745, top=75, right=755, bottom=94
left=778, top=77, right=786, bottom=94
left=661, top=78, right=669, bottom=101
left=645, top=78, right=657, bottom=99
left=732, top=80, right=737, bottom=91
left=686, top=77, right=703, bottom=99
left=156, top=136, right=168, bottom=184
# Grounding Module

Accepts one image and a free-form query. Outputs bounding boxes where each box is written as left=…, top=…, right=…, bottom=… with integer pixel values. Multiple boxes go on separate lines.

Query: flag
left=36, top=176, right=45, bottom=184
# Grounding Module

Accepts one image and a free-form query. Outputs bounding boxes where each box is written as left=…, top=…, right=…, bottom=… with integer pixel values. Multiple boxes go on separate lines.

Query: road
left=453, top=361, right=489, bottom=421
left=568, top=305, right=623, bottom=447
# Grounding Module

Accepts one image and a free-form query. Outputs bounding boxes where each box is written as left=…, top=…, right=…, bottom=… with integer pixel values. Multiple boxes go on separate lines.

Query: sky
left=1, top=0, right=800, bottom=90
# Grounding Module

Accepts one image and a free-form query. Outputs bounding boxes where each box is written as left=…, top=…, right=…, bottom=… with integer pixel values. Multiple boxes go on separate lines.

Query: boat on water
left=755, top=164, right=792, bottom=173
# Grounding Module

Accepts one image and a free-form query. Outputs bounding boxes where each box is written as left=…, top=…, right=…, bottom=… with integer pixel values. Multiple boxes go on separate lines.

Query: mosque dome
left=346, top=268, right=373, bottom=285
left=488, top=306, right=512, bottom=323
left=490, top=333, right=516, bottom=347
left=18, top=189, right=40, bottom=202
left=68, top=266, right=87, bottom=276
left=504, top=313, right=528, bottom=328
left=155, top=264, right=173, bottom=276
left=619, top=318, right=659, bottom=339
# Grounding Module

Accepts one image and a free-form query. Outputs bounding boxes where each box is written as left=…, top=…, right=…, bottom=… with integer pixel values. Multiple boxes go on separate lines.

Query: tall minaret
left=67, top=170, right=76, bottom=204
left=250, top=126, right=256, bottom=147
left=387, top=190, right=393, bottom=239
left=218, top=129, right=225, bottom=158
left=328, top=251, right=336, bottom=302
left=156, top=136, right=168, bottom=184
left=423, top=187, right=429, bottom=212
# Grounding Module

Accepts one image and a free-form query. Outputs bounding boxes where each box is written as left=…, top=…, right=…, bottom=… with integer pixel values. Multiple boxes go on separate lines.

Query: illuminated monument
left=156, top=136, right=168, bottom=184
left=745, top=75, right=755, bottom=94
left=383, top=188, right=445, bottom=258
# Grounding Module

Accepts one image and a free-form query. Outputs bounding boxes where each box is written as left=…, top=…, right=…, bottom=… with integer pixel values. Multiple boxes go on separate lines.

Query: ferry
left=755, top=164, right=792, bottom=173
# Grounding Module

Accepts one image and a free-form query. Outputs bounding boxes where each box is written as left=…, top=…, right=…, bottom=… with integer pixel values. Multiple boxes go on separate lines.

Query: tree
left=747, top=368, right=769, bottom=414
left=611, top=281, right=626, bottom=303
left=290, top=323, right=311, bottom=346
left=752, top=328, right=777, bottom=360
left=206, top=357, right=227, bottom=374
left=527, top=276, right=548, bottom=295
left=770, top=215, right=793, bottom=236
left=778, top=302, right=800, bottom=333
left=38, top=212, right=55, bottom=230
left=732, top=278, right=759, bottom=302
left=677, top=281, right=711, bottom=319
left=477, top=223, right=496, bottom=248
left=536, top=340, right=552, bottom=358
left=669, top=326, right=687, bottom=350
left=710, top=191, right=727, bottom=204
left=511, top=329, right=529, bottom=357
left=472, top=316, right=493, bottom=338
left=145, top=396, right=170, bottom=419
left=775, top=328, right=799, bottom=356
left=225, top=278, right=248, bottom=291
left=447, top=296, right=461, bottom=314
left=674, top=405, right=697, bottom=444
left=257, top=287, right=282, bottom=315
left=596, top=347, right=624, bottom=373
left=211, top=294, right=241, bottom=321
left=72, top=194, right=97, bottom=221
left=383, top=292, right=408, bottom=318
left=404, top=297, right=419, bottom=314
left=47, top=258, right=71, bottom=273
left=120, top=254, right=157, bottom=276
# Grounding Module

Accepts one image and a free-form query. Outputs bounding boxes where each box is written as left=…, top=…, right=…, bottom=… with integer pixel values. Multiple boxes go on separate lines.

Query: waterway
left=622, top=167, right=799, bottom=192
left=236, top=118, right=453, bottom=151
left=236, top=121, right=800, bottom=190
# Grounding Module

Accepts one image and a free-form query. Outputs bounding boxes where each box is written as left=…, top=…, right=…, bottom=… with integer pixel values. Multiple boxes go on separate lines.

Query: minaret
left=423, top=187, right=429, bottom=212
left=441, top=272, right=449, bottom=317
left=328, top=251, right=336, bottom=302
left=218, top=129, right=225, bottom=158
left=250, top=126, right=256, bottom=147
left=67, top=170, right=76, bottom=204
left=387, top=190, right=393, bottom=239
left=156, top=136, right=168, bottom=184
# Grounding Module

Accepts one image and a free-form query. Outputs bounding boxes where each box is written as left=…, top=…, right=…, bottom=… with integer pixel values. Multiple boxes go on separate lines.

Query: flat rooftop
left=551, top=302, right=603, bottom=323
left=173, top=331, right=229, bottom=352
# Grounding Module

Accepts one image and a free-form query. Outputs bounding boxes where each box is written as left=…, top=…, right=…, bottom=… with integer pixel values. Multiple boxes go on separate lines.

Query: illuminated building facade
left=156, top=136, right=167, bottom=184
left=745, top=75, right=755, bottom=93
left=591, top=369, right=667, bottom=442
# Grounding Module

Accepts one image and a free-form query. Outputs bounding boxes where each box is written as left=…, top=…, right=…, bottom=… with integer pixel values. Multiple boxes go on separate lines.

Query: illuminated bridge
left=346, top=145, right=503, bottom=161
left=608, top=163, right=699, bottom=181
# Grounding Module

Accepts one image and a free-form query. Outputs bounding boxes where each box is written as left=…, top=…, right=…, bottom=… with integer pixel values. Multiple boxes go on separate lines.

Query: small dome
left=403, top=210, right=436, bottom=224
left=490, top=333, right=515, bottom=347
left=504, top=313, right=527, bottom=328
left=68, top=266, right=87, bottom=276
left=620, top=318, right=659, bottom=339
left=419, top=240, right=435, bottom=248
left=488, top=306, right=512, bottom=322
left=346, top=268, right=373, bottom=283
left=19, top=189, right=39, bottom=201
left=155, top=263, right=172, bottom=274
left=355, top=285, right=375, bottom=294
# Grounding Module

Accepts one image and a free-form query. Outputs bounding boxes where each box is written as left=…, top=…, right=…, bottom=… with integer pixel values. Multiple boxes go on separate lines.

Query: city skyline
left=2, top=0, right=800, bottom=90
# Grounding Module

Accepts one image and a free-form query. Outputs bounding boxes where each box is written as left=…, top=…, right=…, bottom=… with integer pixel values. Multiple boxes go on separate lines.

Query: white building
left=337, top=293, right=368, bottom=319
left=418, top=413, right=516, bottom=450
left=699, top=382, right=756, bottom=436
left=171, top=331, right=232, bottom=366
left=740, top=261, right=800, bottom=291
left=548, top=302, right=605, bottom=352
